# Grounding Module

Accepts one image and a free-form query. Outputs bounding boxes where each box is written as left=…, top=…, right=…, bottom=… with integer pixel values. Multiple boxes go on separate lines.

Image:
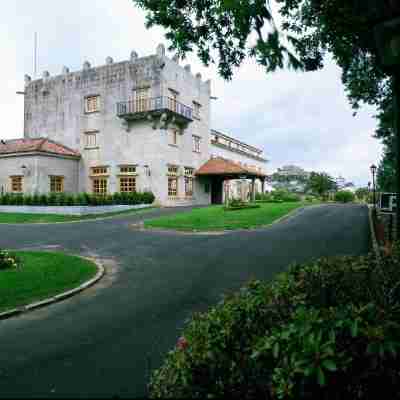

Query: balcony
left=117, top=97, right=193, bottom=127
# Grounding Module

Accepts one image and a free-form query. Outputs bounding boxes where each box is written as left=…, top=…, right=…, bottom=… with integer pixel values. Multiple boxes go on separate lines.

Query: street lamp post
left=353, top=0, right=400, bottom=238
left=371, top=164, right=377, bottom=215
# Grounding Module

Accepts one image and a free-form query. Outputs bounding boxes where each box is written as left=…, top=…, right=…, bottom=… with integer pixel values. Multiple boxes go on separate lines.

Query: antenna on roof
left=34, top=32, right=38, bottom=79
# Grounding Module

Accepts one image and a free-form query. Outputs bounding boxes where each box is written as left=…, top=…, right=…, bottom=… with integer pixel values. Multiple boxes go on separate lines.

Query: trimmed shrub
left=335, top=190, right=355, bottom=203
left=0, top=191, right=155, bottom=207
left=149, top=246, right=400, bottom=399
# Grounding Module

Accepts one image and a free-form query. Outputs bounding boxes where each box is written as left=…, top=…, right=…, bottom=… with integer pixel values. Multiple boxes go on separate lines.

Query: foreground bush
left=0, top=191, right=155, bottom=206
left=0, top=250, right=20, bottom=270
left=334, top=190, right=355, bottom=203
left=149, top=246, right=400, bottom=399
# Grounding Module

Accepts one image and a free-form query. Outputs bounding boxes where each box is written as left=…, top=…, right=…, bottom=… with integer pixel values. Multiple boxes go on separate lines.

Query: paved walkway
left=0, top=204, right=370, bottom=398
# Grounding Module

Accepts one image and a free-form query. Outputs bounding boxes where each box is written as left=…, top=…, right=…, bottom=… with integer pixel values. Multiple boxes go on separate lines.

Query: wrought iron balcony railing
left=117, top=96, right=193, bottom=123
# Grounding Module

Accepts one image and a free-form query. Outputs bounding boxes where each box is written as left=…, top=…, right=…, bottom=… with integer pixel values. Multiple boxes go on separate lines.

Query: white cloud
left=1, top=0, right=383, bottom=186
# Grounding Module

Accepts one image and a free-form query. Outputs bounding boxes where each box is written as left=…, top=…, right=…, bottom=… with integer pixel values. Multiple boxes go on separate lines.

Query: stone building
left=0, top=45, right=268, bottom=206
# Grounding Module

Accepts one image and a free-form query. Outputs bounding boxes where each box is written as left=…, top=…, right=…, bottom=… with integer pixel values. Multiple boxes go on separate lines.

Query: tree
left=355, top=187, right=370, bottom=201
left=133, top=0, right=395, bottom=198
left=306, top=172, right=337, bottom=198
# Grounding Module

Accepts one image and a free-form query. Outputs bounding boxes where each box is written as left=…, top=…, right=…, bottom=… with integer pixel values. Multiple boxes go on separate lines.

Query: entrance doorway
left=211, top=179, right=223, bottom=204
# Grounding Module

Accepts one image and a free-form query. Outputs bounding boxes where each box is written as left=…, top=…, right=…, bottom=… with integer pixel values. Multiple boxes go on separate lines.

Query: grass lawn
left=0, top=251, right=98, bottom=313
left=144, top=202, right=312, bottom=231
left=0, top=206, right=155, bottom=224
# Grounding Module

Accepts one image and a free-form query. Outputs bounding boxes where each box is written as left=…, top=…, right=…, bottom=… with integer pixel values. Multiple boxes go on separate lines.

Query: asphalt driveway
left=0, top=204, right=370, bottom=398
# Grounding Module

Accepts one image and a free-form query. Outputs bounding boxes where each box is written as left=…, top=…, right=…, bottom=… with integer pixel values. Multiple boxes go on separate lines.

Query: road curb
left=368, top=205, right=382, bottom=264
left=0, top=256, right=105, bottom=321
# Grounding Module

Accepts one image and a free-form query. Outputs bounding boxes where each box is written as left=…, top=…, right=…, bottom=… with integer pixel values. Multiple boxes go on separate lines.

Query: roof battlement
left=23, top=44, right=210, bottom=94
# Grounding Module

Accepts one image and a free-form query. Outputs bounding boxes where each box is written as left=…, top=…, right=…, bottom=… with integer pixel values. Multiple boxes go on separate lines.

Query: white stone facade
left=1, top=45, right=268, bottom=206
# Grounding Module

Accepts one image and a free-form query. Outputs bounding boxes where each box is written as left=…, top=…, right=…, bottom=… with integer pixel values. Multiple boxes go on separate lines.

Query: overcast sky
left=1, top=0, right=383, bottom=186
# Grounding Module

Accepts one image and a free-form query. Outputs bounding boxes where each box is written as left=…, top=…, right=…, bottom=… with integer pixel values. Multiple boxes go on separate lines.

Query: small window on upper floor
left=192, top=135, right=201, bottom=153
left=193, top=102, right=201, bottom=119
left=85, top=95, right=100, bottom=113
left=169, top=129, right=178, bottom=146
left=84, top=131, right=98, bottom=148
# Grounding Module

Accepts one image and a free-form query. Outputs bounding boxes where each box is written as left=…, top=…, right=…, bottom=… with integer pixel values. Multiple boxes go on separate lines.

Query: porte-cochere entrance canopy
left=195, top=157, right=266, bottom=179
left=195, top=157, right=267, bottom=204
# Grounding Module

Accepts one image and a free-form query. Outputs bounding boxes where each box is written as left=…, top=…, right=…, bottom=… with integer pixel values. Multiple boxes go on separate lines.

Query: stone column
left=251, top=178, right=256, bottom=202
left=261, top=178, right=265, bottom=193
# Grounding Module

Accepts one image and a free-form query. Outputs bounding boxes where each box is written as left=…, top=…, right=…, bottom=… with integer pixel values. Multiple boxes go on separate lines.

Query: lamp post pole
left=371, top=164, right=377, bottom=216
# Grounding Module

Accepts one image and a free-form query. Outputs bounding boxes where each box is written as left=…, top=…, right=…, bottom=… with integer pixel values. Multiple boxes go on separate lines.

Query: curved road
left=0, top=204, right=370, bottom=398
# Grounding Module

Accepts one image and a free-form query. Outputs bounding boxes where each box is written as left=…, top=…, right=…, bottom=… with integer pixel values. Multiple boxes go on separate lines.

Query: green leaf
left=322, top=359, right=337, bottom=371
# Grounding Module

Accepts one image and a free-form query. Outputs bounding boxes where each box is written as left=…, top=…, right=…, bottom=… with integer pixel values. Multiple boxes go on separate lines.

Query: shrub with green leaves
left=334, top=190, right=355, bottom=203
left=0, top=191, right=155, bottom=206
left=149, top=246, right=400, bottom=399
left=0, top=250, right=20, bottom=270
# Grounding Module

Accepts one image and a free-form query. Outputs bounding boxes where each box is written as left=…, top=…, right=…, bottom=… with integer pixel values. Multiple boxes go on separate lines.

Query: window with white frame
left=192, top=135, right=201, bottom=153
left=85, top=95, right=100, bottom=113
left=184, top=167, right=194, bottom=197
left=167, top=165, right=179, bottom=197
left=84, top=131, right=98, bottom=148
left=193, top=101, right=201, bottom=119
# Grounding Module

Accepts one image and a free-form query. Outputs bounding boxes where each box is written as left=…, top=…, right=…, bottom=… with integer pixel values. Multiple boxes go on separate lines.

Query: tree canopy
left=133, top=0, right=395, bottom=186
left=306, top=171, right=337, bottom=197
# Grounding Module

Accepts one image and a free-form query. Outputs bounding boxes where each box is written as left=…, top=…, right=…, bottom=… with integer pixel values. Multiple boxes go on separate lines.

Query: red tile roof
left=0, top=138, right=80, bottom=158
left=196, top=157, right=266, bottom=177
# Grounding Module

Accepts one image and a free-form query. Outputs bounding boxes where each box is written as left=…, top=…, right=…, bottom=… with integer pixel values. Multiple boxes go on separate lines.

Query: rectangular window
left=10, top=176, right=23, bottom=193
left=134, top=88, right=149, bottom=112
left=168, top=89, right=179, bottom=112
left=84, top=131, right=98, bottom=148
left=192, top=135, right=201, bottom=153
left=93, top=178, right=108, bottom=195
left=184, top=167, right=194, bottom=197
left=91, top=166, right=108, bottom=175
left=168, top=177, right=178, bottom=197
left=50, top=176, right=64, bottom=193
left=119, top=165, right=137, bottom=174
left=120, top=177, right=136, bottom=193
left=193, top=102, right=201, bottom=119
left=170, top=129, right=178, bottom=146
left=85, top=95, right=100, bottom=113
left=167, top=165, right=179, bottom=197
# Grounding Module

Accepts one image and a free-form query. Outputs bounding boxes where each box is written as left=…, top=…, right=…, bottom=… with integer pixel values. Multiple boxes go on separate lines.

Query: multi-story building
left=0, top=45, right=268, bottom=206
left=269, top=165, right=310, bottom=193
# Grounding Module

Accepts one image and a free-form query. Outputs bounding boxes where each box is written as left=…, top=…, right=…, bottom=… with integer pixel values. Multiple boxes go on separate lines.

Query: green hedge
left=334, top=190, right=355, bottom=203
left=149, top=246, right=400, bottom=399
left=256, top=190, right=301, bottom=203
left=0, top=191, right=155, bottom=206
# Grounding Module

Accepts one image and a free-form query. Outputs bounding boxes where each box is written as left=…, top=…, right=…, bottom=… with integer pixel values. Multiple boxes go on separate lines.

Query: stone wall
left=0, top=204, right=150, bottom=216
left=0, top=154, right=79, bottom=194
